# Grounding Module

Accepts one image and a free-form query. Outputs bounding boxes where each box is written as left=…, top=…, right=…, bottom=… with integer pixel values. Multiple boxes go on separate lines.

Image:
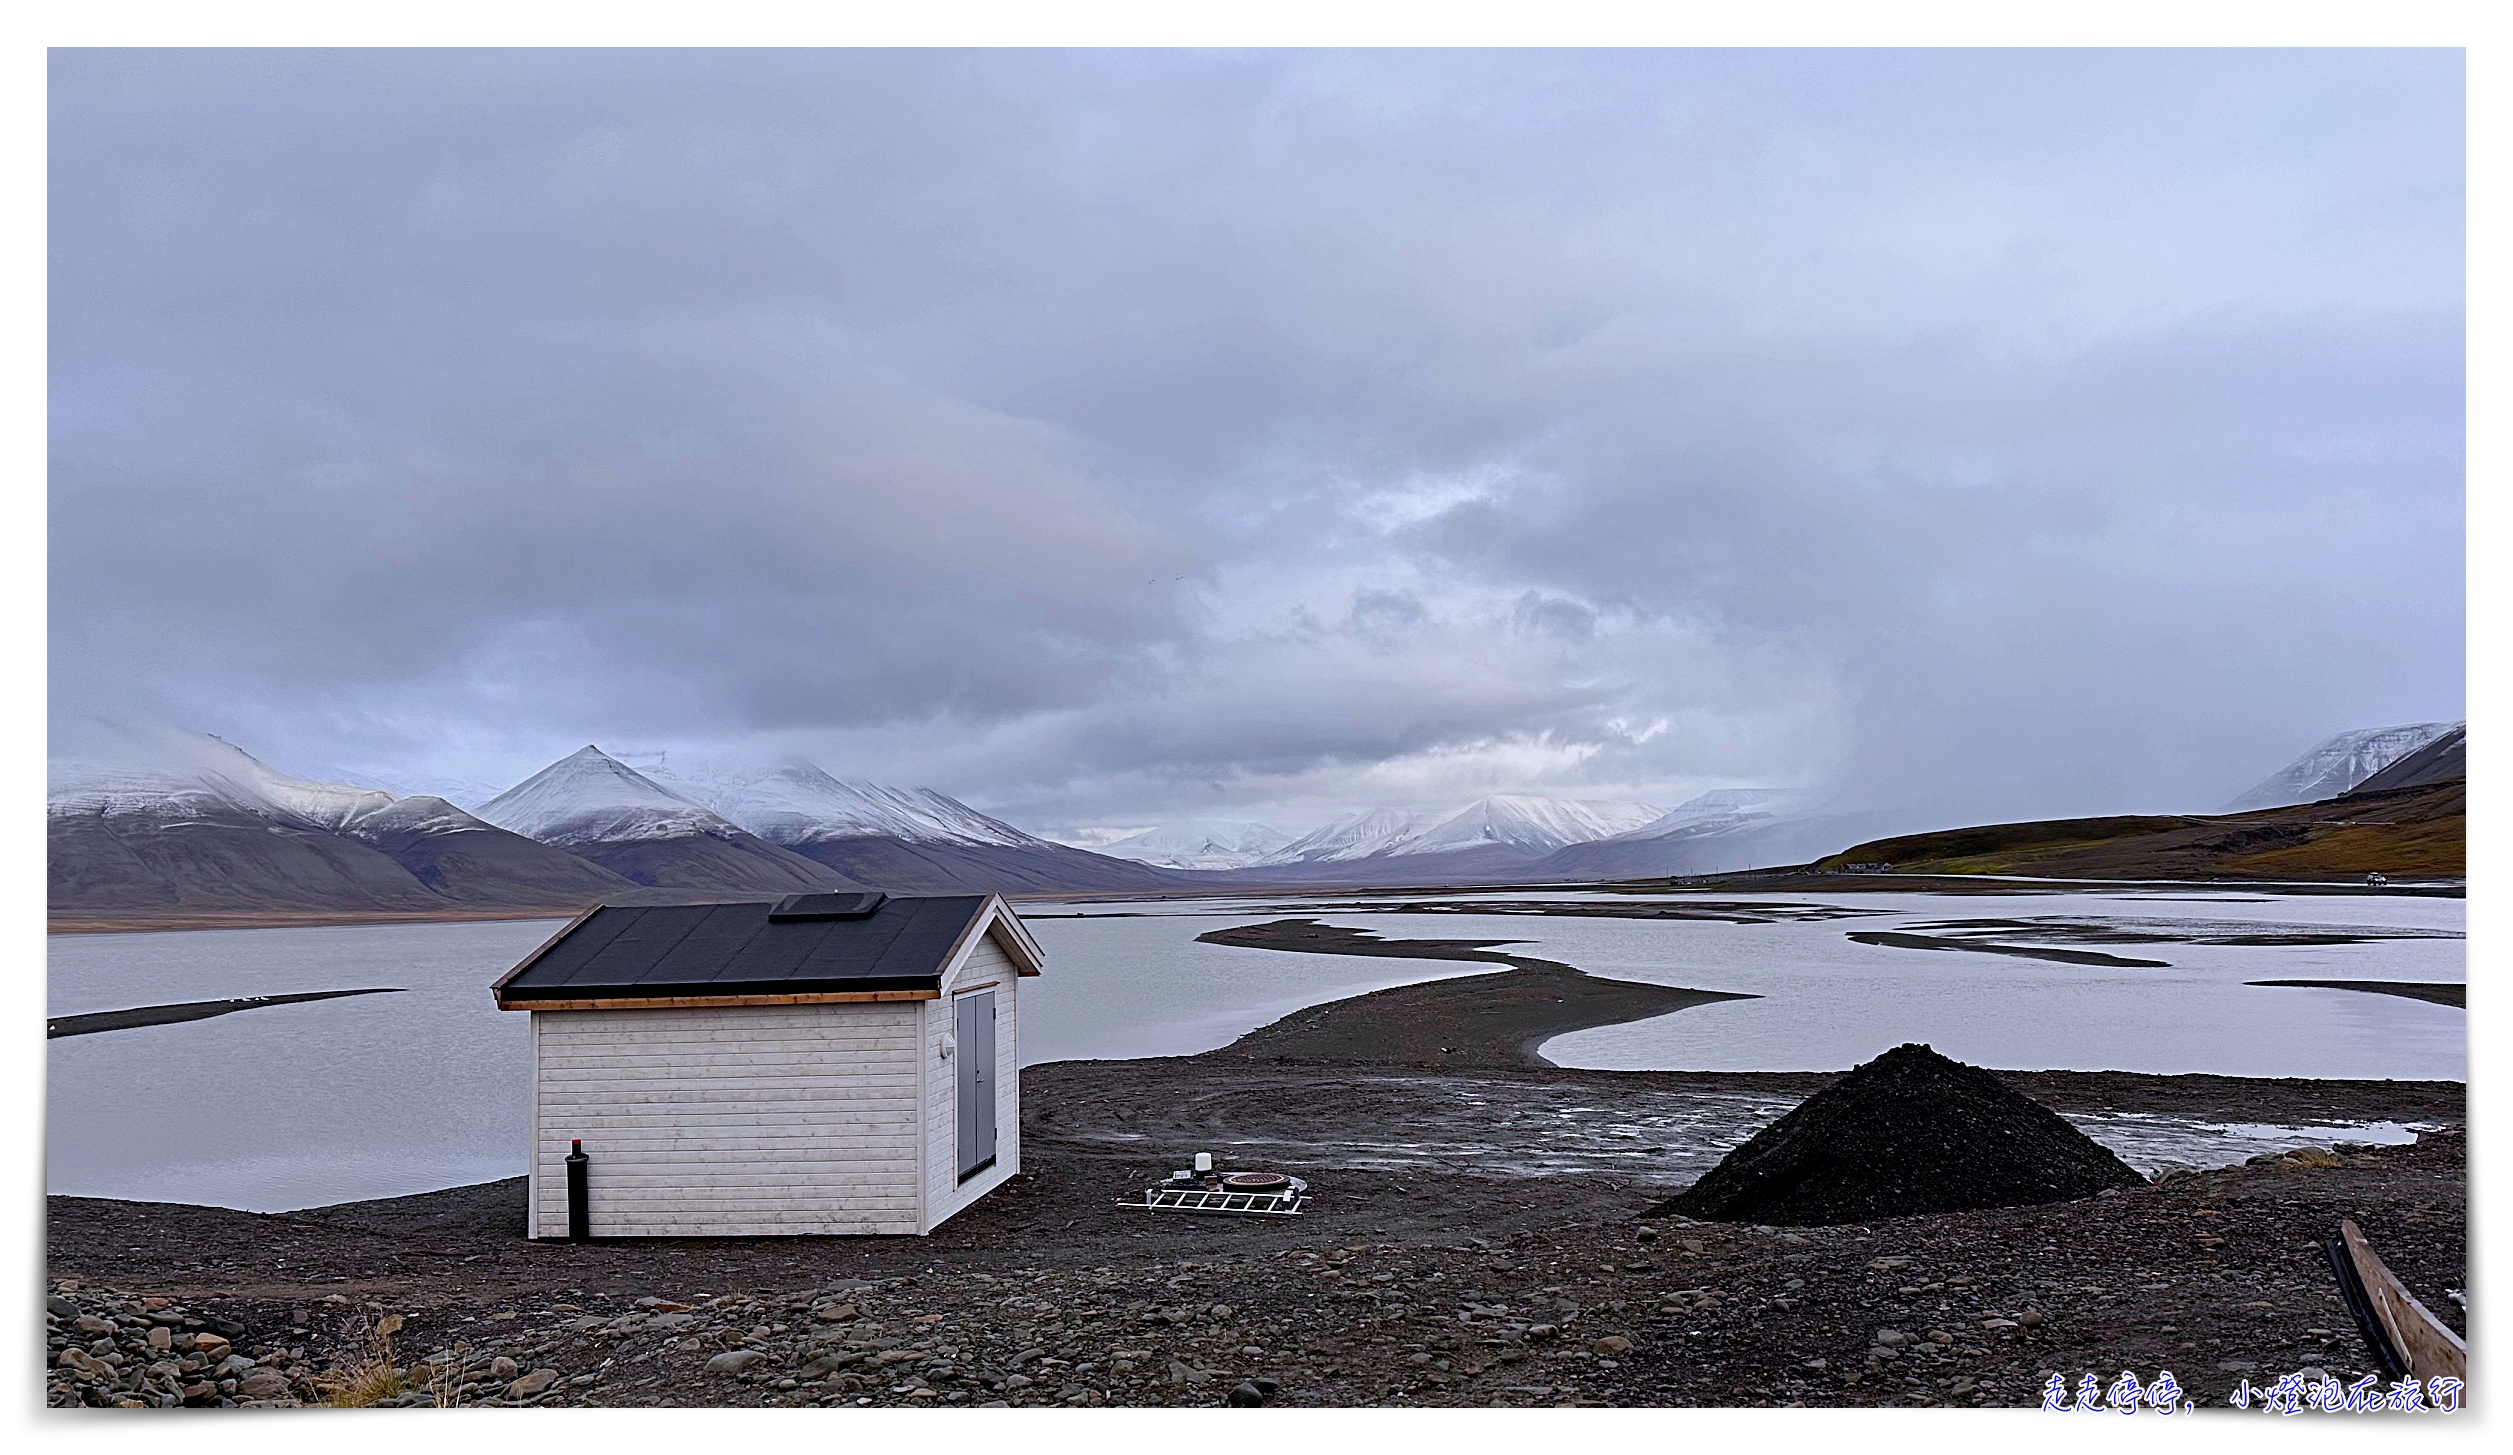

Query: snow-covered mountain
left=2227, top=721, right=2461, bottom=811
left=1391, top=794, right=1663, bottom=858
left=641, top=758, right=1177, bottom=893
left=1532, top=803, right=1927, bottom=881
left=1157, top=794, right=1671, bottom=885
left=51, top=733, right=398, bottom=832
left=656, top=761, right=1046, bottom=848
left=1099, top=820, right=1293, bottom=870
left=47, top=731, right=636, bottom=917
left=2344, top=723, right=2465, bottom=797
left=478, top=747, right=750, bottom=845
left=1634, top=787, right=1786, bottom=831
left=1263, top=808, right=1432, bottom=864
left=476, top=747, right=859, bottom=895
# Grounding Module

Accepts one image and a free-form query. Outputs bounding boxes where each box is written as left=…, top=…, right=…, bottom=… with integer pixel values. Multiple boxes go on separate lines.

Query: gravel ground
left=46, top=1065, right=2462, bottom=1410
left=44, top=914, right=2466, bottom=1411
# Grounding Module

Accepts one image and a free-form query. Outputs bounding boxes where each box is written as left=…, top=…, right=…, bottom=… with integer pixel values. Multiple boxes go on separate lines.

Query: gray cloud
left=49, top=48, right=2462, bottom=837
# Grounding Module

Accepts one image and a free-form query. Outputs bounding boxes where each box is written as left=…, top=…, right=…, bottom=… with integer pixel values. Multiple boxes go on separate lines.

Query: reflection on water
left=2063, top=1112, right=2429, bottom=1174
left=47, top=887, right=2461, bottom=1209
left=1045, top=1071, right=2428, bottom=1186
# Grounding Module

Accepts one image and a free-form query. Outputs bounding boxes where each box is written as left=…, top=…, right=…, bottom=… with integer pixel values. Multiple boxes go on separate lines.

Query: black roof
left=494, top=894, right=999, bottom=1003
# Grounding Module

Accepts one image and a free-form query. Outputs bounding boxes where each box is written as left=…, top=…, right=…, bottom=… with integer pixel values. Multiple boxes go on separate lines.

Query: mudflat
left=47, top=943, right=2464, bottom=1409
left=2247, top=979, right=2465, bottom=1008
left=48, top=987, right=405, bottom=1040
left=1196, top=918, right=1755, bottom=1068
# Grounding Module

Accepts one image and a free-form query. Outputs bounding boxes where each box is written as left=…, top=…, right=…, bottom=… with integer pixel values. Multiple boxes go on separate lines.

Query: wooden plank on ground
left=2342, top=1218, right=2465, bottom=1382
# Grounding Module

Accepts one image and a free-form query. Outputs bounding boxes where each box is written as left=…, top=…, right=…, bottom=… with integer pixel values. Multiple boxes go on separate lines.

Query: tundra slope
left=1809, top=778, right=2464, bottom=883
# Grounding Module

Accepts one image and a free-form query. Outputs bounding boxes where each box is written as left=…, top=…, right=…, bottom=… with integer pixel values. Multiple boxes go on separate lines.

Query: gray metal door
left=955, top=992, right=996, bottom=1182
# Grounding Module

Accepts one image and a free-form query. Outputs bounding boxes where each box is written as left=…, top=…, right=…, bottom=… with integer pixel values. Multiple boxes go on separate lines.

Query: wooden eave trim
left=979, top=892, right=1047, bottom=976
left=933, top=897, right=1042, bottom=998
left=931, top=899, right=993, bottom=994
left=497, top=989, right=940, bottom=1012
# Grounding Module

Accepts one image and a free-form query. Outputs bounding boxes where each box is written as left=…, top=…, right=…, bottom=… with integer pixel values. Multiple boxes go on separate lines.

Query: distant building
left=493, top=891, right=1040, bottom=1237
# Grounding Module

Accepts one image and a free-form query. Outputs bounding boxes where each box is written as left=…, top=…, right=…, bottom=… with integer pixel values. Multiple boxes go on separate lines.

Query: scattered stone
left=705, top=1350, right=767, bottom=1376
left=508, top=1368, right=562, bottom=1396
left=35, top=1082, right=2467, bottom=1413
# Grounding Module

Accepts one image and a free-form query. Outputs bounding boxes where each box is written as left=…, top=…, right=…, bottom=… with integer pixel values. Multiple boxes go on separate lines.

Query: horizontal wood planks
left=529, top=1002, right=924, bottom=1237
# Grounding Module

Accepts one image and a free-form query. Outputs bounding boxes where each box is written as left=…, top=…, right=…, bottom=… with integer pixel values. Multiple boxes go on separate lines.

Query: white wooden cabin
left=491, top=891, right=1041, bottom=1238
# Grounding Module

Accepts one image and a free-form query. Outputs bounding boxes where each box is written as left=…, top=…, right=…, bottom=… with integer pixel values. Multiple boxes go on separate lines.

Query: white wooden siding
left=920, top=928, right=1022, bottom=1231
left=528, top=1002, right=923, bottom=1237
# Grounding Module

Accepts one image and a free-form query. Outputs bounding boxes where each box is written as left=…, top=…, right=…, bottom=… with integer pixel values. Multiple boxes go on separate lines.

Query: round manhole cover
left=1221, top=1172, right=1291, bottom=1191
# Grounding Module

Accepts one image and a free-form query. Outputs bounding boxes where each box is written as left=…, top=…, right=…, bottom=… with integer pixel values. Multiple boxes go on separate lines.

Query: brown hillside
left=1814, top=778, right=2462, bottom=881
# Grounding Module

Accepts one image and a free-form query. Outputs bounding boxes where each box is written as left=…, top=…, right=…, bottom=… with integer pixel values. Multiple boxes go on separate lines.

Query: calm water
left=47, top=888, right=2462, bottom=1210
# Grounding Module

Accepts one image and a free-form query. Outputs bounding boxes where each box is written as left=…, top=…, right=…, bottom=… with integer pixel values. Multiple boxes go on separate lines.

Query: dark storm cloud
left=48, top=48, right=2462, bottom=833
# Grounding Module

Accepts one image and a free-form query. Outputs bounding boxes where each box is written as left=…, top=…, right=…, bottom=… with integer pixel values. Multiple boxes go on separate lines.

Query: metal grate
left=1125, top=1187, right=1311, bottom=1218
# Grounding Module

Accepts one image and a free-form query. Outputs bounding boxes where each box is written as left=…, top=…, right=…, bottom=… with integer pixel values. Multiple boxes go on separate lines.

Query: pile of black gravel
left=1653, top=1043, right=2146, bottom=1226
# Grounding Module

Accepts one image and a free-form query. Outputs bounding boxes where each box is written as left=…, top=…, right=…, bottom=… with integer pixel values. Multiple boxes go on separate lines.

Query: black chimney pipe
left=566, top=1139, right=590, bottom=1243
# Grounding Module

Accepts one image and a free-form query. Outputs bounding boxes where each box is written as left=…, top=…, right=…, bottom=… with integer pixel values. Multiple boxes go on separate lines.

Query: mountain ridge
left=47, top=735, right=1181, bottom=917
left=2226, top=721, right=2459, bottom=811
left=48, top=736, right=638, bottom=917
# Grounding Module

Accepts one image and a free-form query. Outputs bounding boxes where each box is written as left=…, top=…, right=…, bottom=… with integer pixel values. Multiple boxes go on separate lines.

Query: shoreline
left=2248, top=979, right=2465, bottom=1008
left=44, top=944, right=2472, bottom=1407
left=1196, top=917, right=1756, bottom=1068
left=47, top=903, right=2467, bottom=1408
left=48, top=906, right=578, bottom=936
left=46, top=1051, right=2466, bottom=1409
left=48, top=988, right=406, bottom=1040
left=47, top=868, right=2468, bottom=936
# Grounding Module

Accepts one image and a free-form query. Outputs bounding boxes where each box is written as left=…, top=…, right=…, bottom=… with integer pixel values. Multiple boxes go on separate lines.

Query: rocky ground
left=47, top=1066, right=2463, bottom=1410
left=44, top=911, right=2467, bottom=1411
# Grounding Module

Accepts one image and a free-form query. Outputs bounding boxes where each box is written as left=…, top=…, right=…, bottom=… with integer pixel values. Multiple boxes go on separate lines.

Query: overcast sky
left=48, top=48, right=2463, bottom=839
